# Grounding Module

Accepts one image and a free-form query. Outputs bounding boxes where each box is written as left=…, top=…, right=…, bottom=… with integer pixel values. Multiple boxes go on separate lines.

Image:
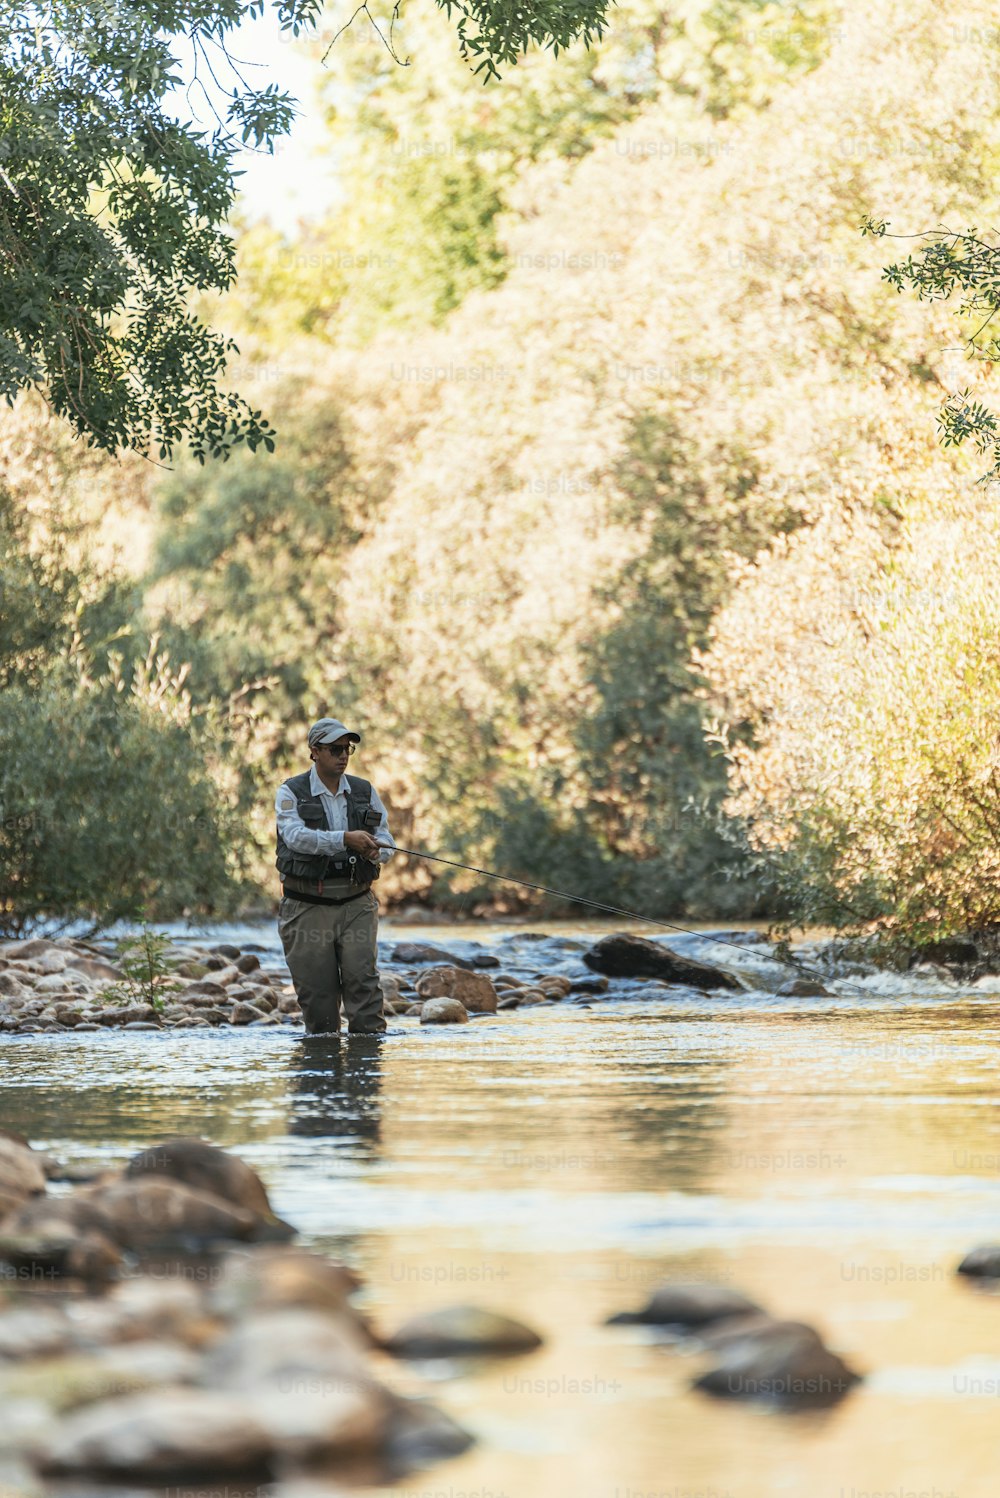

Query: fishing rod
left=379, top=842, right=873, bottom=994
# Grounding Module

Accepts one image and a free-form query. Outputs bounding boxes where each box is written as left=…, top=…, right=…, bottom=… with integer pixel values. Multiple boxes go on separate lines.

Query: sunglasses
left=320, top=741, right=355, bottom=756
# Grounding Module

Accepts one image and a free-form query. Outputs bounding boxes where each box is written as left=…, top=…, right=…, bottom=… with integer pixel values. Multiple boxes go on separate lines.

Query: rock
left=414, top=966, right=497, bottom=1013
left=0, top=1341, right=201, bottom=1413
left=246, top=1383, right=385, bottom=1462
left=384, top=1305, right=544, bottom=1357
left=606, top=1282, right=763, bottom=1327
left=5, top=939, right=64, bottom=963
left=383, top=1394, right=475, bottom=1466
left=212, top=944, right=242, bottom=959
left=957, top=1244, right=1000, bottom=1278
left=404, top=1004, right=424, bottom=1017
left=64, top=957, right=124, bottom=983
left=80, top=1177, right=264, bottom=1249
left=123, top=1021, right=161, bottom=1031
left=569, top=975, right=609, bottom=995
left=692, top=1318, right=860, bottom=1408
left=0, top=1225, right=123, bottom=1285
left=536, top=975, right=573, bottom=997
left=25, top=950, right=69, bottom=976
left=0, top=972, right=30, bottom=997
left=230, top=1000, right=267, bottom=1025
left=0, top=1135, right=48, bottom=1201
left=909, top=938, right=979, bottom=969
left=175, top=960, right=209, bottom=979
left=583, top=934, right=743, bottom=990
left=235, top=953, right=261, bottom=974
left=419, top=999, right=469, bottom=1026
left=0, top=1305, right=74, bottom=1359
left=776, top=978, right=833, bottom=998
left=104, top=1003, right=156, bottom=1024
left=497, top=995, right=522, bottom=1010
left=516, top=988, right=550, bottom=1005
left=201, top=1307, right=372, bottom=1393
left=469, top=953, right=501, bottom=968
left=210, top=1248, right=362, bottom=1323
left=390, top=942, right=473, bottom=969
left=84, top=1276, right=215, bottom=1350
left=124, top=1138, right=292, bottom=1237
left=38, top=1388, right=275, bottom=1478
left=183, top=980, right=226, bottom=998
left=35, top=972, right=84, bottom=995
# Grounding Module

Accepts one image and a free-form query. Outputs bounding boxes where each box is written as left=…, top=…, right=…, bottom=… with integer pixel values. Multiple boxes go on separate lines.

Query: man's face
left=312, top=737, right=355, bottom=776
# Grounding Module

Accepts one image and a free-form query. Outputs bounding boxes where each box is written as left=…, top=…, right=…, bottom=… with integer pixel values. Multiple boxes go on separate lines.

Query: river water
left=4, top=918, right=1000, bottom=1498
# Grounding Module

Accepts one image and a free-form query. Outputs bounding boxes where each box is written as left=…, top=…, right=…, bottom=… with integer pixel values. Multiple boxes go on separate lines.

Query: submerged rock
left=606, top=1281, right=762, bottom=1327
left=390, top=942, right=473, bottom=969
left=384, top=1305, right=543, bottom=1357
left=582, top=935, right=743, bottom=990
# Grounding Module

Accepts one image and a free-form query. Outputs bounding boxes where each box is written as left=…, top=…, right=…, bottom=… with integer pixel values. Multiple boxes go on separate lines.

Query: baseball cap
left=307, top=718, right=361, bottom=747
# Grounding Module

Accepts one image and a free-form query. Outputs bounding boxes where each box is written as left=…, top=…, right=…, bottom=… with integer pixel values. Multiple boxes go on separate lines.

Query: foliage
left=136, top=0, right=1000, bottom=921
left=700, top=490, right=1000, bottom=942
left=0, top=0, right=615, bottom=459
left=103, top=922, right=183, bottom=1010
left=227, top=0, right=838, bottom=345
left=0, top=0, right=321, bottom=458
left=863, top=220, right=1000, bottom=483
left=0, top=489, right=246, bottom=934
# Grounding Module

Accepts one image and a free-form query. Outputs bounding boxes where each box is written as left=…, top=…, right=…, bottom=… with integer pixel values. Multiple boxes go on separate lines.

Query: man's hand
left=345, top=830, right=381, bottom=859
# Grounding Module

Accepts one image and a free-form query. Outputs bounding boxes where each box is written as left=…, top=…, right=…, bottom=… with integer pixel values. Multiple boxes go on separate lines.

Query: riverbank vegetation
left=2, top=0, right=999, bottom=941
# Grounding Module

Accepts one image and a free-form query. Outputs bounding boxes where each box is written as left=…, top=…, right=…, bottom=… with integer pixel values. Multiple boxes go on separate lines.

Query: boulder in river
left=957, top=1244, right=1000, bottom=1278
left=383, top=1305, right=543, bottom=1357
left=419, top=998, right=469, bottom=1026
left=0, top=1132, right=49, bottom=1206
left=79, top=1176, right=269, bottom=1250
left=691, top=1316, right=860, bottom=1408
left=38, top=1387, right=277, bottom=1480
left=124, top=1137, right=293, bottom=1237
left=414, top=966, right=497, bottom=1012
left=582, top=934, right=743, bottom=990
left=210, top=1247, right=364, bottom=1323
left=606, top=1281, right=762, bottom=1327
left=776, top=977, right=833, bottom=998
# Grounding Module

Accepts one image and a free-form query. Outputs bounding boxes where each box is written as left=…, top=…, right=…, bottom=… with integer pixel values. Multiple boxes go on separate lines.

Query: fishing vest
left=275, top=771, right=381, bottom=888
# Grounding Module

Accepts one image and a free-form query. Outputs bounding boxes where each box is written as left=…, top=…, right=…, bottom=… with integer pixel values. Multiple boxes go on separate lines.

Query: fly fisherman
left=275, top=718, right=395, bottom=1035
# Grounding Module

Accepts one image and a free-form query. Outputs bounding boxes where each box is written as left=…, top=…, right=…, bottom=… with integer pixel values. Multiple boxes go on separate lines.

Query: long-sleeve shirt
left=275, top=765, right=396, bottom=864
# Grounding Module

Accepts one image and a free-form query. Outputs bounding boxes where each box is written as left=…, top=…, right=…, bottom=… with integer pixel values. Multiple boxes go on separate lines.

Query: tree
left=0, top=488, right=247, bottom=933
left=0, top=0, right=614, bottom=460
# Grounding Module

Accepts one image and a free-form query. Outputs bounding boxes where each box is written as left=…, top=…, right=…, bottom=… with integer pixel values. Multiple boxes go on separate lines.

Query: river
left=4, top=917, right=1000, bottom=1498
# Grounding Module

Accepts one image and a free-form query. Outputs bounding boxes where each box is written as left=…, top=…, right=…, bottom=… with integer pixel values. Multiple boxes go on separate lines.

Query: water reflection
left=289, top=1034, right=384, bottom=1155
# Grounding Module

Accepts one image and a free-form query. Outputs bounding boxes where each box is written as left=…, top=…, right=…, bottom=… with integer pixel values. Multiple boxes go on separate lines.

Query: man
left=275, top=718, right=395, bottom=1035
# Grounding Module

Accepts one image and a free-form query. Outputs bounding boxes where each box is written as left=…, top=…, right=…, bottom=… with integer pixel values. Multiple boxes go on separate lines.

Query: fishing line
left=383, top=843, right=890, bottom=998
